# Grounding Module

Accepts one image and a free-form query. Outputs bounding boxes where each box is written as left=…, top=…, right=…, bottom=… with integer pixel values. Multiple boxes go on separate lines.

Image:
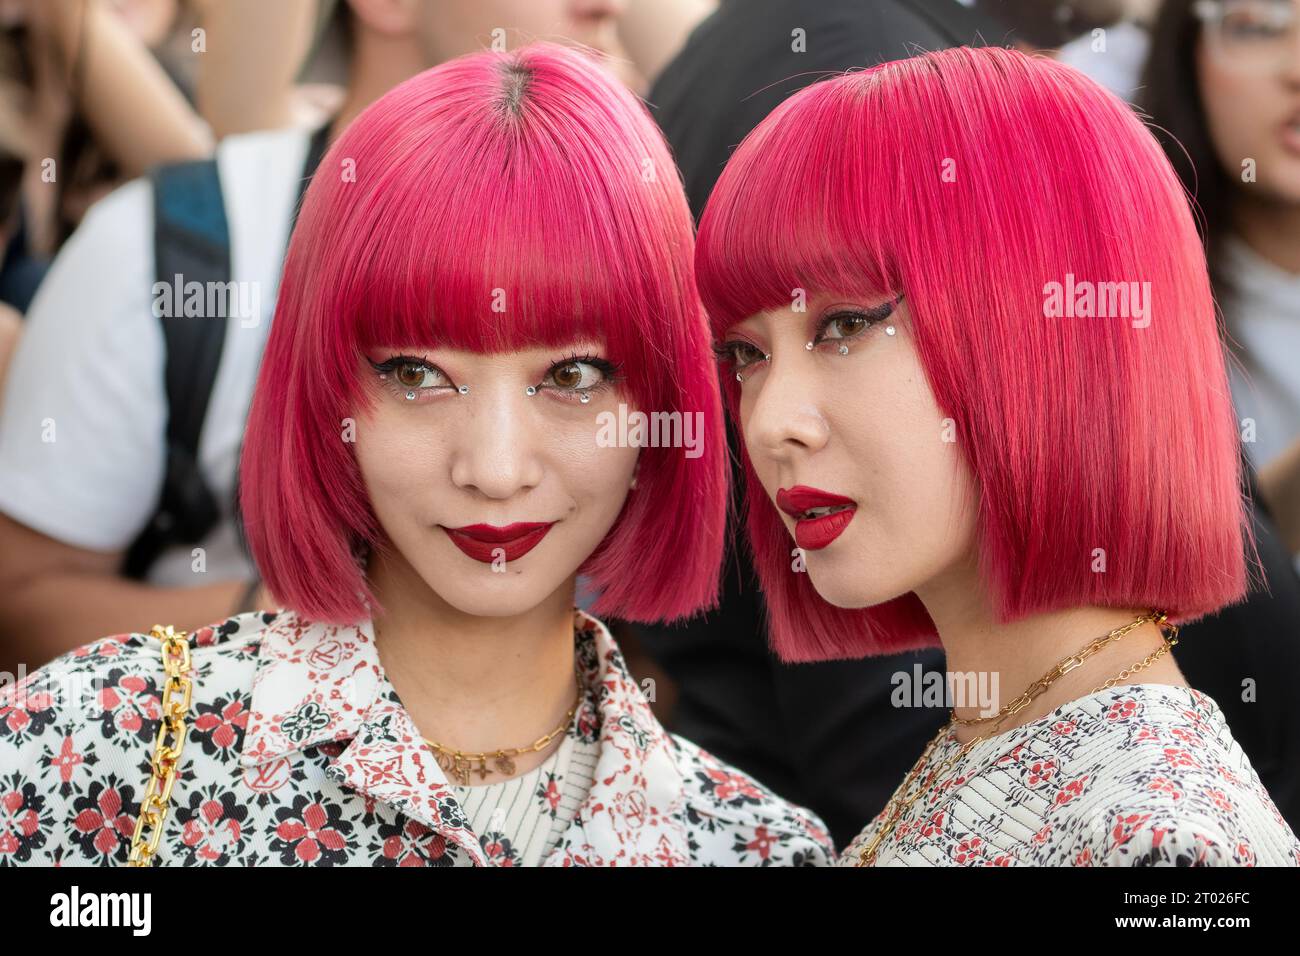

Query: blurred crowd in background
left=0, top=0, right=1298, bottom=849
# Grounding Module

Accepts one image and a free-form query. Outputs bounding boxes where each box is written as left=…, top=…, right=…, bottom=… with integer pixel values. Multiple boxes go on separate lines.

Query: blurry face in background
left=1196, top=0, right=1300, bottom=206
left=106, top=0, right=178, bottom=49
left=352, top=342, right=639, bottom=618
left=414, top=0, right=626, bottom=65
left=720, top=295, right=980, bottom=610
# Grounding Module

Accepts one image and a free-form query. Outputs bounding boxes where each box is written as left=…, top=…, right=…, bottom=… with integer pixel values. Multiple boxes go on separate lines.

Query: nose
left=448, top=383, right=545, bottom=500
left=745, top=348, right=831, bottom=464
left=569, top=0, right=624, bottom=23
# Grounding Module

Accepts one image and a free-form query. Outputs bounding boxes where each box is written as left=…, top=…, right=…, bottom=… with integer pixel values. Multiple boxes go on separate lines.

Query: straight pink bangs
left=696, top=46, right=1250, bottom=663
left=241, top=43, right=725, bottom=624
left=293, top=49, right=699, bottom=420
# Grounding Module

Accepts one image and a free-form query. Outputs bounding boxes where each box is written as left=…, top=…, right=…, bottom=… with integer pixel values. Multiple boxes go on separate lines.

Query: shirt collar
left=239, top=608, right=691, bottom=865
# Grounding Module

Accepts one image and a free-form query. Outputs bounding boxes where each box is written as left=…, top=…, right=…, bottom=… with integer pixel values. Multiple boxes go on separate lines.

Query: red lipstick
left=776, top=486, right=857, bottom=551
left=441, top=521, right=555, bottom=563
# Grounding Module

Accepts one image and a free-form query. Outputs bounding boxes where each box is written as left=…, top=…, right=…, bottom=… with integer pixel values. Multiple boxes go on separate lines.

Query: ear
left=345, top=0, right=419, bottom=37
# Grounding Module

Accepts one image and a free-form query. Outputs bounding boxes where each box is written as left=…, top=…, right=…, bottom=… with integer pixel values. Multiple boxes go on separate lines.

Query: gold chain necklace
left=854, top=610, right=1180, bottom=867
left=949, top=611, right=1167, bottom=727
left=423, top=665, right=584, bottom=785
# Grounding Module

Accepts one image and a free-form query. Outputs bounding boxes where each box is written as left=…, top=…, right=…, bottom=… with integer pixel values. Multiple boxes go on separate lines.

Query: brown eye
left=395, top=362, right=428, bottom=388
left=553, top=362, right=582, bottom=388
left=830, top=315, right=867, bottom=338
left=711, top=340, right=767, bottom=373
left=544, top=359, right=608, bottom=392
left=814, top=308, right=883, bottom=347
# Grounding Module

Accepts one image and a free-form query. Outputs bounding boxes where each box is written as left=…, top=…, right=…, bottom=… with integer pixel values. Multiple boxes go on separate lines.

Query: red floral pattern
left=840, top=685, right=1300, bottom=867
left=0, top=609, right=833, bottom=867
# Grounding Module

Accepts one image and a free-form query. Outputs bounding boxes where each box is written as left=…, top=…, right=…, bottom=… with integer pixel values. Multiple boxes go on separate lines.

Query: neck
left=366, top=548, right=582, bottom=781
left=329, top=28, right=428, bottom=141
left=1231, top=193, right=1300, bottom=275
left=916, top=556, right=1185, bottom=744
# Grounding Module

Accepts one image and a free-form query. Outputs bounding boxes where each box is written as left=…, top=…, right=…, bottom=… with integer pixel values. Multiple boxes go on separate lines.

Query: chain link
left=950, top=612, right=1159, bottom=727
left=128, top=625, right=192, bottom=866
left=855, top=611, right=1178, bottom=866
left=423, top=665, right=584, bottom=785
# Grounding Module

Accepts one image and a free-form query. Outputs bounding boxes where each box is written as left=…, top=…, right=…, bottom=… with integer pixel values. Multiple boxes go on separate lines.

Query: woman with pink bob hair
left=0, top=43, right=833, bottom=867
left=700, top=46, right=1300, bottom=866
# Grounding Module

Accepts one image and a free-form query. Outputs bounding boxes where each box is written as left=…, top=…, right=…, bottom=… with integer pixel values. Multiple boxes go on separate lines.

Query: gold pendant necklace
left=423, top=665, right=585, bottom=785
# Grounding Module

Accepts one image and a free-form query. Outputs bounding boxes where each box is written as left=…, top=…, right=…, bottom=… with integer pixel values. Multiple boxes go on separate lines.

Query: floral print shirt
left=838, top=684, right=1300, bottom=867
left=0, top=608, right=834, bottom=867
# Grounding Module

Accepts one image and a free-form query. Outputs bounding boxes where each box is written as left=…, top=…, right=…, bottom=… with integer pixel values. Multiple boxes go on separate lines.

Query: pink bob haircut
left=240, top=42, right=726, bottom=625
left=695, top=46, right=1251, bottom=663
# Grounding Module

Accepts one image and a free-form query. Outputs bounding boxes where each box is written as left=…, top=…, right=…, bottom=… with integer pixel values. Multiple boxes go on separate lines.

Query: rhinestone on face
left=885, top=325, right=897, bottom=336
left=736, top=372, right=743, bottom=382
left=525, top=385, right=537, bottom=396
left=405, top=391, right=416, bottom=401
left=458, top=384, right=470, bottom=394
left=579, top=392, right=591, bottom=404
left=838, top=344, right=849, bottom=355
left=805, top=341, right=814, bottom=350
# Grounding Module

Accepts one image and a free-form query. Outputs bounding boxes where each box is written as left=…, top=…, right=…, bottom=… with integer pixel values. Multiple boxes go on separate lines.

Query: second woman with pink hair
left=700, top=46, right=1300, bottom=867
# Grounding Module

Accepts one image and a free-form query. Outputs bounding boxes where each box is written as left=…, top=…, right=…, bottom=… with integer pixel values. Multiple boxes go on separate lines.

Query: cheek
left=836, top=350, right=976, bottom=546
left=551, top=430, right=638, bottom=515
left=352, top=406, right=443, bottom=513
left=1196, top=46, right=1268, bottom=164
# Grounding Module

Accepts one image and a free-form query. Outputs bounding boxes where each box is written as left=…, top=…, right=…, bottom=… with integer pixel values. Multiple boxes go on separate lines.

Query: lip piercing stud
left=458, top=384, right=470, bottom=394
left=405, top=391, right=416, bottom=401
left=885, top=325, right=897, bottom=336
left=838, top=344, right=849, bottom=355
left=579, top=392, right=591, bottom=404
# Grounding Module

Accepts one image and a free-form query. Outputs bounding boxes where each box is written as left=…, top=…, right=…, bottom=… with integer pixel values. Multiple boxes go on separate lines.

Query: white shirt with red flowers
left=838, top=684, right=1300, bottom=867
left=0, top=608, right=834, bottom=867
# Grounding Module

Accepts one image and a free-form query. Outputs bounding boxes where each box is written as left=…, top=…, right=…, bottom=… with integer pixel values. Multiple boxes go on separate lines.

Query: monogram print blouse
left=0, top=608, right=834, bottom=866
left=838, top=684, right=1300, bottom=867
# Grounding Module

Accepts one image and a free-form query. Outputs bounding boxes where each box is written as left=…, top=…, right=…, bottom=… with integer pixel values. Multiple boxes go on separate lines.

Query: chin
left=804, top=555, right=908, bottom=610
left=426, top=578, right=560, bottom=619
left=408, top=549, right=568, bottom=617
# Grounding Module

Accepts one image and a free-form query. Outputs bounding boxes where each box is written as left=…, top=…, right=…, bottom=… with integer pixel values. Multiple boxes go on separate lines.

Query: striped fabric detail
left=451, top=712, right=602, bottom=866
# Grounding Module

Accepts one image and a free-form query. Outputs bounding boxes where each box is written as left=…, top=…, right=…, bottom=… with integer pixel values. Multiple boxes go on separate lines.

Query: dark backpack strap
left=123, top=159, right=230, bottom=579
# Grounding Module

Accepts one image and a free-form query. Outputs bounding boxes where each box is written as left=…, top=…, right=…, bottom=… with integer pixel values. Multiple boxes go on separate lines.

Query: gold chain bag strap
left=127, top=625, right=193, bottom=866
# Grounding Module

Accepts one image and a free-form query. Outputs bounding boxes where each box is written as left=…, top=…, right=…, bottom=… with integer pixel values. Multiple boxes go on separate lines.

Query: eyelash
left=711, top=298, right=899, bottom=378
left=367, top=352, right=622, bottom=404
